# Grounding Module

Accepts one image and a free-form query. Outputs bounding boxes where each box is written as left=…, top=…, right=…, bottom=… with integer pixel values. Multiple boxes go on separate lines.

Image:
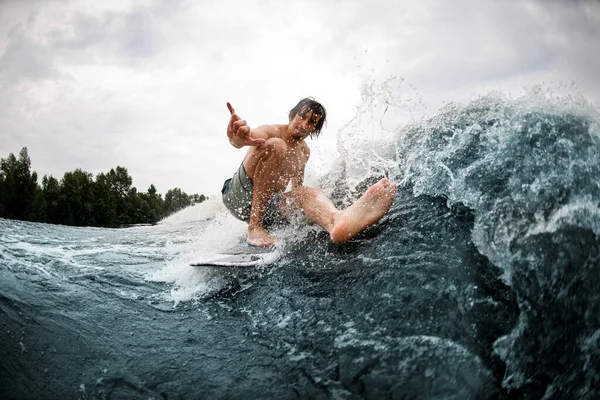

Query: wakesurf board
left=190, top=243, right=279, bottom=267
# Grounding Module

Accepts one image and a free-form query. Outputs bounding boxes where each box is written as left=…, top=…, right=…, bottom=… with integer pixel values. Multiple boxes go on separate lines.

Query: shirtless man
left=221, top=97, right=397, bottom=247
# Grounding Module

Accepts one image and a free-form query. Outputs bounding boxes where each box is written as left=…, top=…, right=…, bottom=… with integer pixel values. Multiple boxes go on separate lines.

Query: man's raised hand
left=226, top=102, right=266, bottom=147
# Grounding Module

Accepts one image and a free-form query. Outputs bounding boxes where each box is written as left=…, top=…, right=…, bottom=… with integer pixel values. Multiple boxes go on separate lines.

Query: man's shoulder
left=264, top=124, right=287, bottom=134
left=271, top=124, right=287, bottom=135
left=252, top=124, right=282, bottom=139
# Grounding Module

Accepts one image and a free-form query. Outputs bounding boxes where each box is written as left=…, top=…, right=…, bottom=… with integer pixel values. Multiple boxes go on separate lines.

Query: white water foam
left=147, top=196, right=253, bottom=304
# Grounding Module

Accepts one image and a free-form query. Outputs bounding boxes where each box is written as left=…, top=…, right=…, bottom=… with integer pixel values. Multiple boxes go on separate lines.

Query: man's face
left=290, top=109, right=322, bottom=140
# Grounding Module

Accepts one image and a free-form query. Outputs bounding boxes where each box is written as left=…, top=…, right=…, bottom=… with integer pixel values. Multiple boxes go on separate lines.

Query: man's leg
left=282, top=178, right=397, bottom=243
left=247, top=138, right=291, bottom=247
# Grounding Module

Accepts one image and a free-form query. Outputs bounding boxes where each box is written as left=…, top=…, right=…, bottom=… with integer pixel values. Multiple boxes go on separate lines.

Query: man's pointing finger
left=226, top=102, right=235, bottom=115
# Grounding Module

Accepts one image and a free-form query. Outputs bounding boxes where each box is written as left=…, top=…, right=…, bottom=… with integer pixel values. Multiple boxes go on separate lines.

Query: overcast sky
left=1, top=0, right=599, bottom=196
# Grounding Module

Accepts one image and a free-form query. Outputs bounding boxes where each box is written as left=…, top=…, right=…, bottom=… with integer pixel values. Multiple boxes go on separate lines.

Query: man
left=221, top=97, right=397, bottom=247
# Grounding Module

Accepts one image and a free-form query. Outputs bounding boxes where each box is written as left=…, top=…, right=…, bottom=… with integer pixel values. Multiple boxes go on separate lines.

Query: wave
left=385, top=82, right=599, bottom=397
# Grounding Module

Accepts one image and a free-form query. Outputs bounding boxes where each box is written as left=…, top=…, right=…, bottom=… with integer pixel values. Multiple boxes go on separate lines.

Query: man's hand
left=227, top=102, right=266, bottom=148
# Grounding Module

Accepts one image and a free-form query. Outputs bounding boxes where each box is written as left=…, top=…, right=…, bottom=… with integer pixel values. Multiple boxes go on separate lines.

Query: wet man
left=221, top=97, right=397, bottom=247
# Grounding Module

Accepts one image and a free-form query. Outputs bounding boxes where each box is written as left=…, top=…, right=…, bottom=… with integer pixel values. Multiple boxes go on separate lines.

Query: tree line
left=0, top=147, right=207, bottom=227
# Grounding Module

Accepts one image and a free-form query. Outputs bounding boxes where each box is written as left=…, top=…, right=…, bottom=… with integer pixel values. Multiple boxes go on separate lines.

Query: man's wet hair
left=288, top=97, right=327, bottom=138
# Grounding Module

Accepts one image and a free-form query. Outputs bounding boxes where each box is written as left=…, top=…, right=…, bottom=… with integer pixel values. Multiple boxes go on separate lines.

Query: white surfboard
left=190, top=244, right=279, bottom=267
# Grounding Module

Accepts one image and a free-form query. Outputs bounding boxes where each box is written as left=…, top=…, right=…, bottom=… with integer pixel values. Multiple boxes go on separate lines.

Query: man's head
left=288, top=97, right=327, bottom=138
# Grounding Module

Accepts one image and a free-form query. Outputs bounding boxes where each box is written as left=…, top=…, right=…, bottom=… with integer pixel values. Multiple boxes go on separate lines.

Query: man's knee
left=262, top=137, right=287, bottom=156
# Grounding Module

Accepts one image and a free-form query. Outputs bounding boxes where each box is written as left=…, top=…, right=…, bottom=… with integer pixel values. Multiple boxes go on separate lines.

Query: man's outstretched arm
left=226, top=102, right=277, bottom=148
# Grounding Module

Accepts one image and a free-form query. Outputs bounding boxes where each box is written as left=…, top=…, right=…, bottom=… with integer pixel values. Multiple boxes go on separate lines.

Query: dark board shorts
left=221, top=163, right=284, bottom=227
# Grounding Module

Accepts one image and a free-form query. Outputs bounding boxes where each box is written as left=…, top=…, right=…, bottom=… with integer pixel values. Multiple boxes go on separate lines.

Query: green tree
left=191, top=193, right=208, bottom=203
left=1, top=148, right=209, bottom=226
left=0, top=148, right=40, bottom=220
left=107, top=166, right=132, bottom=197
left=59, top=169, right=95, bottom=226
left=0, top=168, right=6, bottom=216
left=27, top=184, right=46, bottom=222
left=42, top=175, right=61, bottom=224
left=137, top=184, right=164, bottom=224
left=94, top=172, right=117, bottom=226
left=101, top=166, right=133, bottom=225
left=124, top=187, right=146, bottom=224
left=163, top=187, right=191, bottom=217
left=147, top=184, right=164, bottom=221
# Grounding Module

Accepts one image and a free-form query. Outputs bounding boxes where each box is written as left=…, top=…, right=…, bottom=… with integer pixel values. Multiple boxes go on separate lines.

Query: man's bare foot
left=247, top=226, right=276, bottom=247
left=329, top=178, right=397, bottom=243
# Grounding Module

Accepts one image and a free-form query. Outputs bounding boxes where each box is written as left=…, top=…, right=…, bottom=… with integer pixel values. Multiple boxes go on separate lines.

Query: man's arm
left=227, top=102, right=276, bottom=148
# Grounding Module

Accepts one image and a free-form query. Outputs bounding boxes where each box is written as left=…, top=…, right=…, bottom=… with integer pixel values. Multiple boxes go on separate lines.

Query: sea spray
left=394, top=86, right=600, bottom=397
